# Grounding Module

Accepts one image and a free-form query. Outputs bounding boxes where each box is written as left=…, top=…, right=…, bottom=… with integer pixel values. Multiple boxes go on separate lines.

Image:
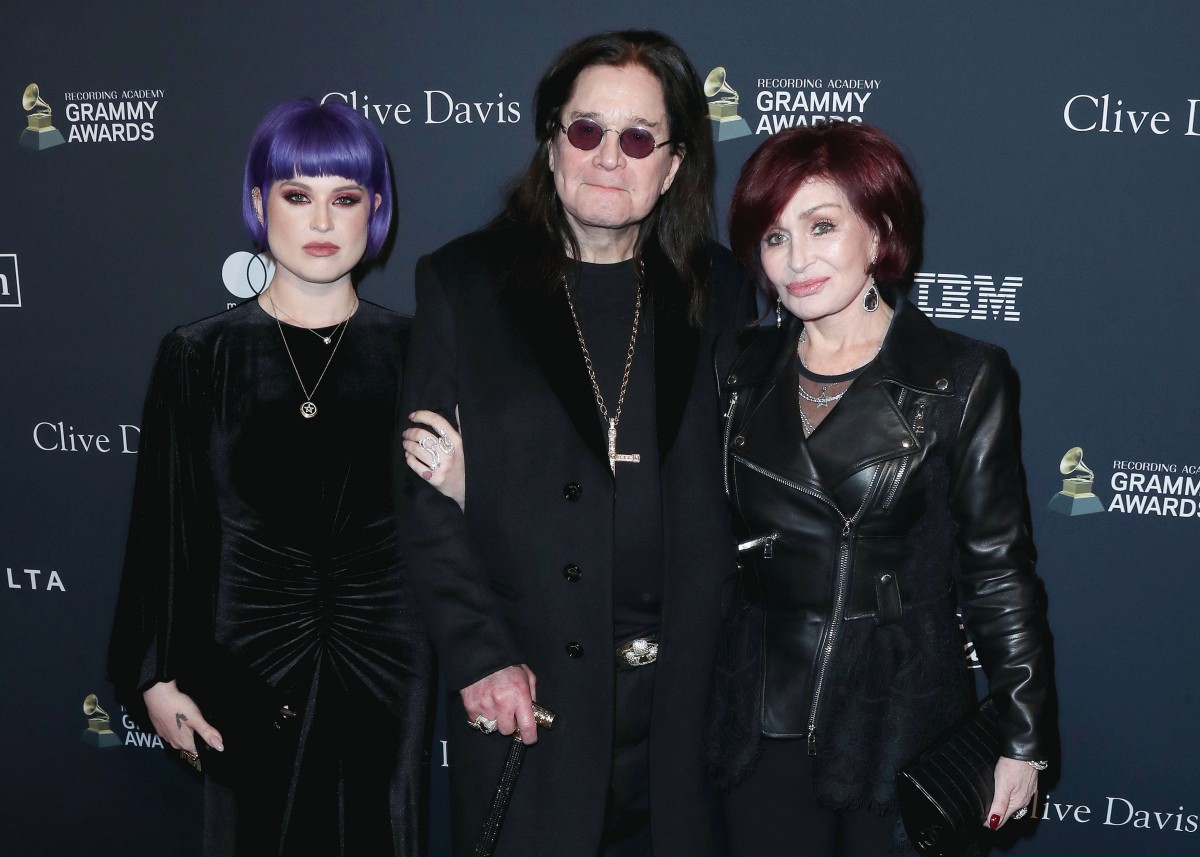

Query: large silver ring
left=421, top=435, right=443, bottom=467
left=436, top=426, right=455, bottom=453
left=468, top=714, right=497, bottom=734
left=1013, top=807, right=1029, bottom=821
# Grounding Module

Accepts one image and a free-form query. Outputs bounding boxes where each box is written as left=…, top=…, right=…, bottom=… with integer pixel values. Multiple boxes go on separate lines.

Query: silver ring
left=421, top=434, right=445, bottom=466
left=469, top=714, right=497, bottom=734
left=1013, top=807, right=1029, bottom=820
left=432, top=425, right=455, bottom=454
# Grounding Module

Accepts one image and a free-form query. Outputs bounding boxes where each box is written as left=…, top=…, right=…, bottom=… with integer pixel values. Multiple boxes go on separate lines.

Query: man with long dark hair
left=399, top=30, right=748, bottom=857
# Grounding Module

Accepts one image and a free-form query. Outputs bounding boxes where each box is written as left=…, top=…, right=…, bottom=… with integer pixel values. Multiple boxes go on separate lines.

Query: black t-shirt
left=571, top=260, right=664, bottom=644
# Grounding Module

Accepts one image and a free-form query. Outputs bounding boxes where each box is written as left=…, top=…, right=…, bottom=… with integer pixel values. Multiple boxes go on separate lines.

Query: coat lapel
left=501, top=277, right=609, bottom=467
left=500, top=240, right=704, bottom=472
left=727, top=315, right=825, bottom=494
left=806, top=297, right=954, bottom=491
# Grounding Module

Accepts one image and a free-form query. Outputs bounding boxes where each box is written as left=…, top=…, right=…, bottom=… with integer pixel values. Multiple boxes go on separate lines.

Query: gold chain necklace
left=562, top=262, right=643, bottom=475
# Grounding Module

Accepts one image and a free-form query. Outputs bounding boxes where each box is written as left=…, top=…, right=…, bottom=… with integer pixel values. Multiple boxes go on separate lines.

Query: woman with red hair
left=709, top=122, right=1054, bottom=855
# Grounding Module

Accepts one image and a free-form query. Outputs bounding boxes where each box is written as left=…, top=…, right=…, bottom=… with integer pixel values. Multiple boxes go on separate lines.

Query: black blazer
left=397, top=223, right=749, bottom=856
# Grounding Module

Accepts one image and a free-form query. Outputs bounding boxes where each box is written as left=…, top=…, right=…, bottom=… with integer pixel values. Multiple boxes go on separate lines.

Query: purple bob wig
left=242, top=99, right=393, bottom=259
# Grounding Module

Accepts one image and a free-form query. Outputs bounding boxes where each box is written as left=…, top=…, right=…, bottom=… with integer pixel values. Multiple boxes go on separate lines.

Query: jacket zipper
left=805, top=464, right=881, bottom=754
left=737, top=531, right=779, bottom=559
left=881, top=392, right=924, bottom=512
left=734, top=455, right=885, bottom=755
left=722, top=391, right=739, bottom=496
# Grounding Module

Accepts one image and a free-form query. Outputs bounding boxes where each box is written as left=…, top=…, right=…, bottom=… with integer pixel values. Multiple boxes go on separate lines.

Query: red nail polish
left=989, top=814, right=1001, bottom=830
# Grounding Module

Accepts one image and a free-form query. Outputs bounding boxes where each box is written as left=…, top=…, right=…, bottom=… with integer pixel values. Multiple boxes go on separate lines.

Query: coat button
left=733, top=435, right=746, bottom=446
left=563, top=564, right=582, bottom=582
left=935, top=378, right=949, bottom=391
left=563, top=481, right=582, bottom=501
left=727, top=373, right=738, bottom=384
left=902, top=438, right=914, bottom=449
left=565, top=642, right=583, bottom=658
left=880, top=573, right=894, bottom=585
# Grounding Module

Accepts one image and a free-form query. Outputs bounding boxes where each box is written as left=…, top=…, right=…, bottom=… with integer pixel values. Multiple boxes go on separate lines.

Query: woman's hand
left=986, top=756, right=1039, bottom=829
left=403, top=408, right=465, bottom=509
left=143, top=680, right=223, bottom=755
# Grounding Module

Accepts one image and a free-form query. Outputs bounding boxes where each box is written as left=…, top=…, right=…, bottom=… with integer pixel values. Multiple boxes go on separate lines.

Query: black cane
left=473, top=702, right=556, bottom=857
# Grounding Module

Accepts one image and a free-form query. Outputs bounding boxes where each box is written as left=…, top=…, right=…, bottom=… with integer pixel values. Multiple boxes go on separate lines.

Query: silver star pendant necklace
left=267, top=289, right=357, bottom=419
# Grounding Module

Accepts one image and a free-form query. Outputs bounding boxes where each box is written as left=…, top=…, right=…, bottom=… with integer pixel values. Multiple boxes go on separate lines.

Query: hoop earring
left=775, top=297, right=782, bottom=328
left=863, top=280, right=879, bottom=313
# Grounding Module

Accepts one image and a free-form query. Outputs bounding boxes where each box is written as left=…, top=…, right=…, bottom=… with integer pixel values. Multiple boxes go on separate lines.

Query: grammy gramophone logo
left=1048, top=446, right=1106, bottom=516
left=19, top=83, right=66, bottom=150
left=81, top=693, right=122, bottom=748
left=704, top=67, right=752, bottom=141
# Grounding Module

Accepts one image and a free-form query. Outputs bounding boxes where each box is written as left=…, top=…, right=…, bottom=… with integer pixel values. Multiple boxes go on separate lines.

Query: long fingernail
left=989, top=814, right=1000, bottom=830
left=214, top=742, right=224, bottom=752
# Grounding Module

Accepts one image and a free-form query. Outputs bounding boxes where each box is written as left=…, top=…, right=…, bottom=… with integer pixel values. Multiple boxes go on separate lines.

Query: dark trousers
left=723, top=737, right=905, bottom=857
left=599, top=662, right=656, bottom=857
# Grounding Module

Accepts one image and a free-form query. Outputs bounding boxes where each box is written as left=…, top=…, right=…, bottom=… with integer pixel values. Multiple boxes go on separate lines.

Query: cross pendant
left=607, top=418, right=640, bottom=475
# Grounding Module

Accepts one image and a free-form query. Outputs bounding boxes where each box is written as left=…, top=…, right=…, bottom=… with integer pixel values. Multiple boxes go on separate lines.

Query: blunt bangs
left=242, top=99, right=393, bottom=259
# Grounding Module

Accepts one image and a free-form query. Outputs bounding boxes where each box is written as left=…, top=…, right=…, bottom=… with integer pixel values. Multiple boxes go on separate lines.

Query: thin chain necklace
left=271, top=295, right=357, bottom=419
left=562, top=262, right=643, bottom=476
left=796, top=328, right=880, bottom=408
left=268, top=285, right=348, bottom=343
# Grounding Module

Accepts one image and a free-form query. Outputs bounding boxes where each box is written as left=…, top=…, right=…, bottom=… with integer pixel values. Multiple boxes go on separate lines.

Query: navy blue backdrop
left=3, top=2, right=1199, bottom=855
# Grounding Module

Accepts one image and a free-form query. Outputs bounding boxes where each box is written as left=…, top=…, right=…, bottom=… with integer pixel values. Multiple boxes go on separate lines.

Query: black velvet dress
left=109, top=298, right=432, bottom=857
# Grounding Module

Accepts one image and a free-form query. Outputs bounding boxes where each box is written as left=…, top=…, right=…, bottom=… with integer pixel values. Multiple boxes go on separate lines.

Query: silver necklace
left=796, top=330, right=847, bottom=408
left=272, top=298, right=357, bottom=419
left=562, top=263, right=643, bottom=476
left=797, top=379, right=847, bottom=408
left=795, top=328, right=880, bottom=408
left=267, top=289, right=346, bottom=345
left=797, top=402, right=816, bottom=438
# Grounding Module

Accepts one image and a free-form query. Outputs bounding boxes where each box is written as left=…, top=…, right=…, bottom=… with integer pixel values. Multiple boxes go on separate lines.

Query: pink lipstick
left=786, top=277, right=828, bottom=297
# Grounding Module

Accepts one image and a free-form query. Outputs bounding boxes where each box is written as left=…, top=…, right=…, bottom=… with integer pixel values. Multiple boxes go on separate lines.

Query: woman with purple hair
left=109, top=99, right=436, bottom=856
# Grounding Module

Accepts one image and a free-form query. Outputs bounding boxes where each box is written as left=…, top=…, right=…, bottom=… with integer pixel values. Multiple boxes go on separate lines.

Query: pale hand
left=143, top=680, right=224, bottom=755
left=460, top=664, right=539, bottom=745
left=986, top=755, right=1039, bottom=828
left=404, top=407, right=465, bottom=509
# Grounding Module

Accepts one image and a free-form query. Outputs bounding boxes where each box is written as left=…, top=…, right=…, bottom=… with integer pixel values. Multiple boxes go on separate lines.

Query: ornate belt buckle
left=616, top=638, right=659, bottom=667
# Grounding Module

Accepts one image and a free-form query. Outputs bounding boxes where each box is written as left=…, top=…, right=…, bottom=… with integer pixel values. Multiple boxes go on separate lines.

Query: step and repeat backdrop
left=2, top=1, right=1198, bottom=855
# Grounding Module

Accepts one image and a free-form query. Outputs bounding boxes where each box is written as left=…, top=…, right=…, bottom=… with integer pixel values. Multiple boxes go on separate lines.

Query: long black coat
left=397, top=224, right=746, bottom=857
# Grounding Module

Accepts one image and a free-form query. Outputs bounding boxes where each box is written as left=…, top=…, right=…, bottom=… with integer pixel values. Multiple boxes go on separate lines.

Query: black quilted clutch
left=897, top=698, right=1001, bottom=857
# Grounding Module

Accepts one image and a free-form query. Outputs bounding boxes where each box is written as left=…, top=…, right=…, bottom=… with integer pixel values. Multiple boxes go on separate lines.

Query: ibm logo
left=912, top=273, right=1022, bottom=322
left=0, top=255, right=20, bottom=307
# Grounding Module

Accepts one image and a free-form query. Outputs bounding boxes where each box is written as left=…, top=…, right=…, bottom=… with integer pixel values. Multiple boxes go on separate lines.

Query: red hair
left=729, top=123, right=923, bottom=297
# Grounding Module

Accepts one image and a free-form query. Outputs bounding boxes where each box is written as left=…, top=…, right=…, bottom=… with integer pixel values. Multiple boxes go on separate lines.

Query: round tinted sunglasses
left=559, top=118, right=673, bottom=159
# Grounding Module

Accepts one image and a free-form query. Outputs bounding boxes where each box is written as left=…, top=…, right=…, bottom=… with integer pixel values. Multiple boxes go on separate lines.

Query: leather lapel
left=805, top=359, right=916, bottom=489
left=805, top=297, right=941, bottom=492
left=731, top=317, right=825, bottom=495
left=647, top=246, right=700, bottom=460
left=501, top=279, right=608, bottom=466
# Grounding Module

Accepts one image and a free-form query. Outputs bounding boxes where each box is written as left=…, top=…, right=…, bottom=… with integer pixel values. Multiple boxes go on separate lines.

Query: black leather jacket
left=710, top=297, right=1052, bottom=808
